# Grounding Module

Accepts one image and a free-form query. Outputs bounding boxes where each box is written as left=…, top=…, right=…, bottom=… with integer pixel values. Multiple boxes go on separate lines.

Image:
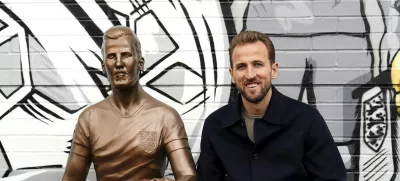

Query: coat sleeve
left=303, top=109, right=348, bottom=181
left=196, top=117, right=227, bottom=181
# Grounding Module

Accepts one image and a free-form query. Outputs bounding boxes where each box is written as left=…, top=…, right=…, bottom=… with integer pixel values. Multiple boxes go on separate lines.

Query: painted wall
left=0, top=0, right=399, bottom=180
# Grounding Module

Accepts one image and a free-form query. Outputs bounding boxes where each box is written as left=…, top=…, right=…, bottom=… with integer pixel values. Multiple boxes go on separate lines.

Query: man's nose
left=115, top=54, right=123, bottom=67
left=245, top=69, right=256, bottom=79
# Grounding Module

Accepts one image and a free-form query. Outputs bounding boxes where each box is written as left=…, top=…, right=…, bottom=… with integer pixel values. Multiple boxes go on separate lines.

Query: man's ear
left=229, top=68, right=235, bottom=84
left=271, top=62, right=278, bottom=79
left=139, top=57, right=145, bottom=71
left=102, top=63, right=107, bottom=76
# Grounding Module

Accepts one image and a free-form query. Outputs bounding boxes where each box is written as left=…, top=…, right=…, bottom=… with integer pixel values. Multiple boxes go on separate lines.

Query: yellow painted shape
left=391, top=51, right=400, bottom=114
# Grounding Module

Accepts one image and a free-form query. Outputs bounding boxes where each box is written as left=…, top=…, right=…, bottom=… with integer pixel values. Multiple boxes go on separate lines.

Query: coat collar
left=221, top=85, right=288, bottom=128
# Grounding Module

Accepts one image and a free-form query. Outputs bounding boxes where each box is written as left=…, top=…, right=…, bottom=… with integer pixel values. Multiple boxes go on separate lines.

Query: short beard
left=240, top=85, right=270, bottom=104
left=111, top=72, right=140, bottom=91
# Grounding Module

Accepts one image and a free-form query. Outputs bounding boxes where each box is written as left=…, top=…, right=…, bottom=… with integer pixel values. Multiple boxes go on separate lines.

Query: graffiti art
left=1, top=0, right=400, bottom=180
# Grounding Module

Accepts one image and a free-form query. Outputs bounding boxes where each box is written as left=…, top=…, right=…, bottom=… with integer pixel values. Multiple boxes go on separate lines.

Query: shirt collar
left=221, top=85, right=288, bottom=128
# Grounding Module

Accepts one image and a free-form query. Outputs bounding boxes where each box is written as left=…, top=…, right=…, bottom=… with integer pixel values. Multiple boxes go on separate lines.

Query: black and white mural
left=1, top=0, right=400, bottom=180
left=0, top=0, right=230, bottom=180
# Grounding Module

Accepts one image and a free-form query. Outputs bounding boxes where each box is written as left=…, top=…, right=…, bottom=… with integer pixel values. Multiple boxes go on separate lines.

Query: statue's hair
left=101, top=25, right=141, bottom=59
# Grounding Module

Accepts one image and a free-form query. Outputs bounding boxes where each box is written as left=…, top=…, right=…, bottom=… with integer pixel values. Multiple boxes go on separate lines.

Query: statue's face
left=103, top=36, right=144, bottom=89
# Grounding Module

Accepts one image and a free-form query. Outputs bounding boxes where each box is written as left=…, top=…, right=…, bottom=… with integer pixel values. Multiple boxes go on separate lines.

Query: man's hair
left=101, top=25, right=142, bottom=59
left=228, top=31, right=275, bottom=67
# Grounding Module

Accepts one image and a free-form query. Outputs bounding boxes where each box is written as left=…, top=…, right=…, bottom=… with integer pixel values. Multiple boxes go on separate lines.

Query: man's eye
left=107, top=54, right=115, bottom=59
left=123, top=53, right=132, bottom=58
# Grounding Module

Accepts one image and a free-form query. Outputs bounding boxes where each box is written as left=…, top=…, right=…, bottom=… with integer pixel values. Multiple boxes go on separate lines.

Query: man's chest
left=88, top=114, right=167, bottom=160
left=216, top=125, right=306, bottom=159
left=211, top=121, right=309, bottom=180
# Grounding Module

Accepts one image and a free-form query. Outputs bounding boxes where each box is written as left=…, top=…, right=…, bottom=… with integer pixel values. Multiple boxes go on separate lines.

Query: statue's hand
left=149, top=178, right=174, bottom=181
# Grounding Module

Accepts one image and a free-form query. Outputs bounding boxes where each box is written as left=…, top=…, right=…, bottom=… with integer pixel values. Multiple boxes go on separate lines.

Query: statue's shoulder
left=144, top=95, right=180, bottom=118
left=78, top=98, right=110, bottom=118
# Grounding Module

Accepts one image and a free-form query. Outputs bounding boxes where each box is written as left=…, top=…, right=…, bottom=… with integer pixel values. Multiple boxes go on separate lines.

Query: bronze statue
left=62, top=26, right=197, bottom=181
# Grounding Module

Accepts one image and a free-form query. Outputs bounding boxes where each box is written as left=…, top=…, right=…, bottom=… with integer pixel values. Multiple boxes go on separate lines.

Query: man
left=62, top=25, right=197, bottom=181
left=196, top=31, right=347, bottom=181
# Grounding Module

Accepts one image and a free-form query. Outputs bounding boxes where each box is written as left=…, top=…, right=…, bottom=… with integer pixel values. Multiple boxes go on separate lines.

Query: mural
left=0, top=0, right=230, bottom=180
left=0, top=0, right=399, bottom=180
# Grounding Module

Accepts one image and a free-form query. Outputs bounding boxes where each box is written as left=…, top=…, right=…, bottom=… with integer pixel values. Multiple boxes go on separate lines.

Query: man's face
left=229, top=41, right=278, bottom=104
left=103, top=36, right=144, bottom=89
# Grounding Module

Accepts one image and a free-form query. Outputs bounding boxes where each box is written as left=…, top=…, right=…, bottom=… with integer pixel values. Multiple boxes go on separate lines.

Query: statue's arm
left=62, top=151, right=91, bottom=181
left=62, top=112, right=92, bottom=181
left=155, top=108, right=197, bottom=181
left=167, top=145, right=197, bottom=181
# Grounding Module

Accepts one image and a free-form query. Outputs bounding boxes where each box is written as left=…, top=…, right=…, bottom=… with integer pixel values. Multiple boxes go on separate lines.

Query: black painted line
left=182, top=96, right=210, bottom=116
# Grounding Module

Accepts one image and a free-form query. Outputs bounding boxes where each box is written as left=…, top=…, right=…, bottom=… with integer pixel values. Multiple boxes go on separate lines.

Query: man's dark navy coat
left=196, top=86, right=347, bottom=181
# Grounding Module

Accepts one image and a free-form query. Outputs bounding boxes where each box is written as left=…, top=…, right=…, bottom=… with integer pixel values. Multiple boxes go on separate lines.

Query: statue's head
left=101, top=25, right=144, bottom=90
